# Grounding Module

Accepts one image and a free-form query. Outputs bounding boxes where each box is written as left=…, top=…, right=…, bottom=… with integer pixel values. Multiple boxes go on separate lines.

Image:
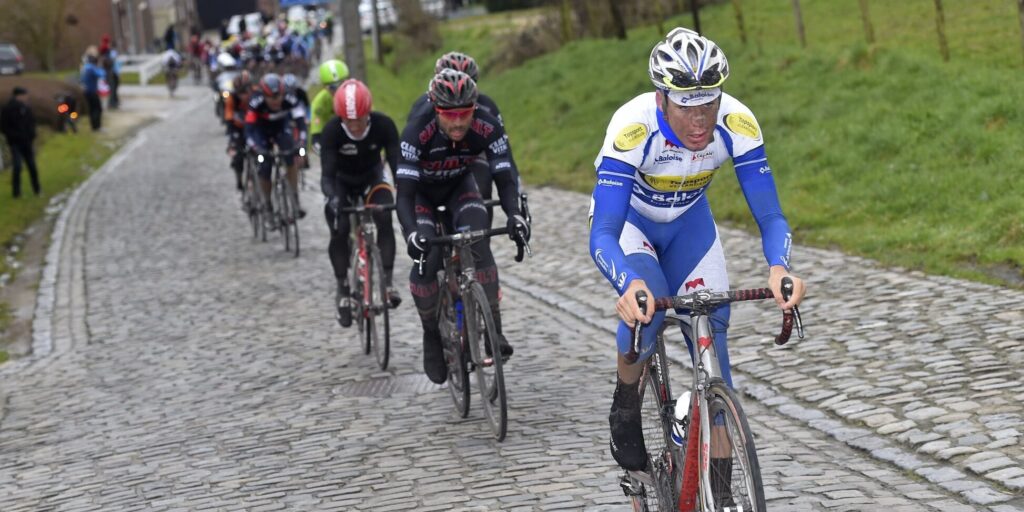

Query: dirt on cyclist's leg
left=609, top=368, right=648, bottom=471
left=710, top=419, right=736, bottom=506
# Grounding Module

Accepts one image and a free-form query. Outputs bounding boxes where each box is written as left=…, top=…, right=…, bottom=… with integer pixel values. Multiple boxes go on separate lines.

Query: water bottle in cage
left=671, top=391, right=691, bottom=446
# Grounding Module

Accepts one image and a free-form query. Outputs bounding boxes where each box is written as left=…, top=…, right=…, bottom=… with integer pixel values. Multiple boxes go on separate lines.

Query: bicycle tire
left=274, top=172, right=292, bottom=253
left=633, top=341, right=683, bottom=511
left=366, top=243, right=389, bottom=370
left=244, top=162, right=261, bottom=240
left=466, top=281, right=507, bottom=441
left=288, top=183, right=300, bottom=257
left=438, top=271, right=470, bottom=417
left=702, top=378, right=766, bottom=512
left=348, top=229, right=369, bottom=347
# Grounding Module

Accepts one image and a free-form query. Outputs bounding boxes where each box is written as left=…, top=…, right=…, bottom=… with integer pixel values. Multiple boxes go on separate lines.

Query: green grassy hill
left=364, top=1, right=1023, bottom=287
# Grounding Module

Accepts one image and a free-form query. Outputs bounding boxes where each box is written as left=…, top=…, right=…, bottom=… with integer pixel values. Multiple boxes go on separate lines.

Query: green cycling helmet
left=319, top=59, right=350, bottom=87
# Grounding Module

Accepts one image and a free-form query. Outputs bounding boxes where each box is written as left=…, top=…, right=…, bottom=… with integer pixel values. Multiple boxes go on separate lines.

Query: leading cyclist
left=588, top=28, right=807, bottom=497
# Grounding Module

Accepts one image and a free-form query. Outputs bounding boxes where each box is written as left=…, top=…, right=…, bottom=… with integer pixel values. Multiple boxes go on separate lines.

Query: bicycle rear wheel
left=438, top=275, right=470, bottom=417
left=702, top=378, right=766, bottom=512
left=365, top=244, right=390, bottom=370
left=466, top=281, right=507, bottom=441
left=633, top=340, right=683, bottom=511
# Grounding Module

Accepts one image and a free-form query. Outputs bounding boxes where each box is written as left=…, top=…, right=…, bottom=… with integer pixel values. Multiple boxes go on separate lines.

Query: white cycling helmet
left=648, top=28, right=729, bottom=106
left=217, top=52, right=237, bottom=69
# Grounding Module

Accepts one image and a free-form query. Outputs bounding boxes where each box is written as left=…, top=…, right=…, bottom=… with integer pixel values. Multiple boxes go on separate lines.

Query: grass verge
left=362, top=2, right=1022, bottom=287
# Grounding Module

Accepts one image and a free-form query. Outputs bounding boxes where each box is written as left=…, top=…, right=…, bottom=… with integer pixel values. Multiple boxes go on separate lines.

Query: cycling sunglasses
left=435, top=105, right=476, bottom=121
left=662, top=68, right=726, bottom=91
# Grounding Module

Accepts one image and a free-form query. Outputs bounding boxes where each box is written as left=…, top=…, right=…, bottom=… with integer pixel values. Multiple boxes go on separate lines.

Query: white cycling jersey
left=593, top=92, right=767, bottom=223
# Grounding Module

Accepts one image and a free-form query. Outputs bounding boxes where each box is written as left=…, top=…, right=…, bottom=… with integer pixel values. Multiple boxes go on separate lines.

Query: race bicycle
left=621, top=278, right=804, bottom=511
left=415, top=203, right=530, bottom=441
left=338, top=199, right=396, bottom=370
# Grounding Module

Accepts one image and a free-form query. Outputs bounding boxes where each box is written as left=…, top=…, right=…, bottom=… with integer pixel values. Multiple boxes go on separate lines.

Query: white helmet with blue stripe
left=648, top=28, right=729, bottom=105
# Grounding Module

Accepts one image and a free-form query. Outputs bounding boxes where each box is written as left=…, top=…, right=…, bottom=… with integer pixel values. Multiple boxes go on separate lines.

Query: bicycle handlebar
left=414, top=226, right=531, bottom=276
left=624, top=277, right=803, bottom=364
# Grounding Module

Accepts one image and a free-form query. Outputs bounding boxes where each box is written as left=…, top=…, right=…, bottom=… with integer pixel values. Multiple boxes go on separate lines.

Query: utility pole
left=340, top=0, right=367, bottom=82
left=371, top=0, right=382, bottom=64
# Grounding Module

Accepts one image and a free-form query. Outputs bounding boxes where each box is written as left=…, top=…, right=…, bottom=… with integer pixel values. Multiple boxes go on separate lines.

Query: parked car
left=0, top=43, right=24, bottom=75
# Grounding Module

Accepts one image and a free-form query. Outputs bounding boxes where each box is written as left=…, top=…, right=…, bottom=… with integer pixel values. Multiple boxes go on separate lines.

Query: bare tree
left=371, top=0, right=383, bottom=64
left=339, top=0, right=367, bottom=81
left=608, top=0, right=626, bottom=40
left=0, top=0, right=76, bottom=71
left=791, top=0, right=806, bottom=48
left=691, top=0, right=702, bottom=35
left=858, top=0, right=875, bottom=44
left=1017, top=0, right=1024, bottom=64
left=933, top=0, right=949, bottom=61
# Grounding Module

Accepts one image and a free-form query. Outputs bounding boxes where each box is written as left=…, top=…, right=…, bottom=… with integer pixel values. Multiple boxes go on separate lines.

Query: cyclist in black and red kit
left=245, top=73, right=308, bottom=224
left=397, top=69, right=529, bottom=384
left=321, top=79, right=402, bottom=327
left=406, top=52, right=510, bottom=221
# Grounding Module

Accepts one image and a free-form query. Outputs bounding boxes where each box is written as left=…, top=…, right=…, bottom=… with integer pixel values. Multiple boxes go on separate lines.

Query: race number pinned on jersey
left=613, top=123, right=648, bottom=152
left=724, top=113, right=761, bottom=140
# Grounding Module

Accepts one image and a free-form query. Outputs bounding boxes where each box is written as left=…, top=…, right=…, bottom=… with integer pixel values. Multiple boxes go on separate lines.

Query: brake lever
left=780, top=277, right=805, bottom=339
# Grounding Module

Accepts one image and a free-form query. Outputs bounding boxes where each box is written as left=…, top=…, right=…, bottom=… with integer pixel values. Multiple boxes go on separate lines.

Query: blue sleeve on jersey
left=733, top=146, right=792, bottom=268
left=589, top=157, right=642, bottom=294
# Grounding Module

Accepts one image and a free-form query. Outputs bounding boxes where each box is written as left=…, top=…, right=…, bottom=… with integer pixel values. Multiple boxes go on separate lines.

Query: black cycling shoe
left=336, top=284, right=352, bottom=327
left=423, top=329, right=447, bottom=384
left=386, top=285, right=402, bottom=309
left=609, top=379, right=648, bottom=471
left=298, top=208, right=307, bottom=219
left=484, top=333, right=514, bottom=359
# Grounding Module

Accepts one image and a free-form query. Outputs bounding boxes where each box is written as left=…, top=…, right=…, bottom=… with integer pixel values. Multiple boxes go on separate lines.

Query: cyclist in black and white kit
left=397, top=69, right=529, bottom=384
left=321, top=79, right=401, bottom=327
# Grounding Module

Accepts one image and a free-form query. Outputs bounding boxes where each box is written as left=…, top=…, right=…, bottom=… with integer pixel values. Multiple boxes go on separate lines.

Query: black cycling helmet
left=428, top=69, right=478, bottom=109
left=435, top=51, right=479, bottom=82
left=259, top=73, right=285, bottom=97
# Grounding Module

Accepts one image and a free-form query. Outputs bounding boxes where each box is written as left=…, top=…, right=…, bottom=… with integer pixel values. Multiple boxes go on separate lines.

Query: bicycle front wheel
left=366, top=243, right=390, bottom=370
left=466, top=281, right=507, bottom=441
left=438, top=275, right=470, bottom=417
left=634, top=340, right=683, bottom=511
left=286, top=182, right=300, bottom=257
left=702, top=378, right=766, bottom=512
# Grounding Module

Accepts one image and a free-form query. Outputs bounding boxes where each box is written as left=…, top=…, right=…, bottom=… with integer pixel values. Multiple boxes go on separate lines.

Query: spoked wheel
left=438, top=279, right=469, bottom=417
left=466, top=282, right=507, bottom=441
left=348, top=232, right=368, bottom=351
left=275, top=176, right=293, bottom=253
left=244, top=168, right=262, bottom=240
left=632, top=342, right=684, bottom=511
left=702, top=378, right=766, bottom=512
left=286, top=183, right=300, bottom=257
left=365, top=244, right=390, bottom=370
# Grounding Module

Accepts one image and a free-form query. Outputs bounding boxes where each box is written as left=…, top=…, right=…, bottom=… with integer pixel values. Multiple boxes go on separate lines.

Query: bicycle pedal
left=619, top=474, right=643, bottom=497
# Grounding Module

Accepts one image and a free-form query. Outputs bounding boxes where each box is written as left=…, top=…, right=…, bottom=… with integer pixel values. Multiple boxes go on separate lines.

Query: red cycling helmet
left=333, top=79, right=373, bottom=120
left=259, top=73, right=284, bottom=97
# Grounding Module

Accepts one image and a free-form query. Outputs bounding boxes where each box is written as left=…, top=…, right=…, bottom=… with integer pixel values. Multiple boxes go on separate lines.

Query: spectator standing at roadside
left=81, top=48, right=106, bottom=132
left=99, top=35, right=121, bottom=110
left=1, top=87, right=41, bottom=198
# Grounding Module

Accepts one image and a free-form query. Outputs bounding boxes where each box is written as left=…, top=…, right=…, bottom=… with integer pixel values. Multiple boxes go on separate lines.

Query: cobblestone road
left=2, top=90, right=1023, bottom=510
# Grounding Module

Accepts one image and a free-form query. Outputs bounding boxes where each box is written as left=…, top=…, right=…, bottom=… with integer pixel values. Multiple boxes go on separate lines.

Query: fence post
left=1018, top=0, right=1024, bottom=64
left=792, top=0, right=806, bottom=48
left=858, top=0, right=875, bottom=44
left=732, top=0, right=748, bottom=44
left=933, top=0, right=950, bottom=61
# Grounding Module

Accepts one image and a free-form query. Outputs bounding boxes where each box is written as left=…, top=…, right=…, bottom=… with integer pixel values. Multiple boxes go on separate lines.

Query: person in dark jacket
left=1, top=87, right=41, bottom=198
left=80, top=50, right=106, bottom=131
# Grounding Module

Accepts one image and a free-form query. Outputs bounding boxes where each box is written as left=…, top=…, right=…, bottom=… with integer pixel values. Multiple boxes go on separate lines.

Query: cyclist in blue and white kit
left=589, top=28, right=807, bottom=493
